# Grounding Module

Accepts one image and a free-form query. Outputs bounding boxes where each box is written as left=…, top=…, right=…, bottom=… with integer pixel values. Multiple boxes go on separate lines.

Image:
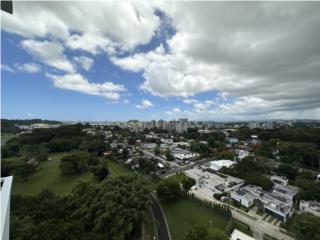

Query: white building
left=208, top=160, right=235, bottom=172
left=171, top=148, right=198, bottom=161
left=176, top=118, right=188, bottom=133
left=300, top=200, right=320, bottom=217
left=270, top=175, right=288, bottom=186
left=231, top=188, right=256, bottom=208
left=230, top=229, right=256, bottom=240
left=1, top=176, right=13, bottom=240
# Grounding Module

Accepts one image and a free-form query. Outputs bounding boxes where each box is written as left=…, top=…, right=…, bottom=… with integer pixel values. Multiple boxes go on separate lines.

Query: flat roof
left=231, top=229, right=256, bottom=240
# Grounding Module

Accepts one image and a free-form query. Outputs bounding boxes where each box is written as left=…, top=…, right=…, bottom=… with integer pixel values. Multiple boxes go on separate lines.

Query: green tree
left=18, top=162, right=37, bottom=181
left=208, top=136, right=215, bottom=148
left=181, top=177, right=196, bottom=192
left=166, top=149, right=174, bottom=161
left=59, top=152, right=88, bottom=176
left=157, top=179, right=180, bottom=200
left=92, top=164, right=109, bottom=182
left=36, top=147, right=48, bottom=168
left=289, top=213, right=320, bottom=240
left=154, top=146, right=160, bottom=156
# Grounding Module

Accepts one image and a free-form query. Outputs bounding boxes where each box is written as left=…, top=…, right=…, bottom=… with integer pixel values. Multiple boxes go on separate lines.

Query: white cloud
left=21, top=39, right=75, bottom=73
left=73, top=56, right=94, bottom=71
left=45, top=73, right=126, bottom=100
left=15, top=63, right=41, bottom=73
left=1, top=64, right=14, bottom=72
left=113, top=2, right=320, bottom=119
left=2, top=1, right=160, bottom=54
left=136, top=99, right=153, bottom=109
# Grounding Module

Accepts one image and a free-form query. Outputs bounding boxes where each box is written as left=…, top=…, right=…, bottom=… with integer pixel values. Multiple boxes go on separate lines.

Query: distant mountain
left=1, top=119, right=62, bottom=133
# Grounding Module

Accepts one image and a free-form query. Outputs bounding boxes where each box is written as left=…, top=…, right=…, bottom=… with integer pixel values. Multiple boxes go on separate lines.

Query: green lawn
left=1, top=133, right=16, bottom=145
left=12, top=153, right=93, bottom=196
left=105, top=159, right=133, bottom=176
left=167, top=173, right=189, bottom=183
left=161, top=197, right=229, bottom=240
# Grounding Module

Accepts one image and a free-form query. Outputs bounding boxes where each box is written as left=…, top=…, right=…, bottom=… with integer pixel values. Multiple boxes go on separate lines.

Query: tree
left=92, top=164, right=109, bottom=181
left=181, top=177, right=196, bottom=192
left=59, top=152, right=88, bottom=176
left=275, top=163, right=298, bottom=180
left=166, top=149, right=174, bottom=161
left=10, top=175, right=151, bottom=240
left=36, top=147, right=48, bottom=168
left=208, top=136, right=215, bottom=148
left=154, top=146, right=160, bottom=156
left=157, top=179, right=180, bottom=200
left=289, top=213, right=320, bottom=240
left=18, top=162, right=37, bottom=181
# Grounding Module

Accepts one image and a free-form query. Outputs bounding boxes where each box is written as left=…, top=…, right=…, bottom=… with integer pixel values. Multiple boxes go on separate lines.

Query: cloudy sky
left=2, top=1, right=320, bottom=121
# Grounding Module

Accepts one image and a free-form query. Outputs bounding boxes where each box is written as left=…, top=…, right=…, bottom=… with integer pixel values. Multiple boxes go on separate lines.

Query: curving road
left=150, top=194, right=171, bottom=240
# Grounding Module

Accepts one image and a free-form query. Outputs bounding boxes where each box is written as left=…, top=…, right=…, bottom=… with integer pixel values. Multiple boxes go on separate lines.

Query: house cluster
left=230, top=176, right=299, bottom=222
left=16, top=123, right=61, bottom=132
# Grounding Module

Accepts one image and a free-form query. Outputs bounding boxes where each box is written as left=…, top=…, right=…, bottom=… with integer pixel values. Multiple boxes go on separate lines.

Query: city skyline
left=2, top=2, right=320, bottom=121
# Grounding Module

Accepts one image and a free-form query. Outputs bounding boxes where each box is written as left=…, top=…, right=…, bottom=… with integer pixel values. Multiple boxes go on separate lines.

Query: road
left=142, top=150, right=216, bottom=178
left=150, top=194, right=171, bottom=240
left=159, top=157, right=216, bottom=178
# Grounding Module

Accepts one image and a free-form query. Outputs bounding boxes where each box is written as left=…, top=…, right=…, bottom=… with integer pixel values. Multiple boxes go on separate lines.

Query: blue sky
left=1, top=2, right=320, bottom=121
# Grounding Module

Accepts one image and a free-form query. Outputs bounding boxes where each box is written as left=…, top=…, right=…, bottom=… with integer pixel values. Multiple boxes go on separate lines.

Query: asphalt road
left=159, top=157, right=217, bottom=178
left=150, top=194, right=171, bottom=240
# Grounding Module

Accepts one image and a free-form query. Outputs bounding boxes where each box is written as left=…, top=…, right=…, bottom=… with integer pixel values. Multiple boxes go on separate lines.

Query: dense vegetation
left=286, top=213, right=320, bottom=240
left=221, top=157, right=274, bottom=191
left=11, top=175, right=150, bottom=240
left=2, top=124, right=106, bottom=158
left=1, top=124, right=107, bottom=181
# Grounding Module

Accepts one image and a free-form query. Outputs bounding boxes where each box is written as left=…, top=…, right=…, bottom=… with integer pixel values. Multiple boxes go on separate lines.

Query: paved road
left=150, top=194, right=171, bottom=240
left=159, top=157, right=216, bottom=178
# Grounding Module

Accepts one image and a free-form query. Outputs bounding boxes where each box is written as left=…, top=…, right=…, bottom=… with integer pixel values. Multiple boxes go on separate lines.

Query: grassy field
left=1, top=133, right=16, bottom=145
left=161, top=197, right=229, bottom=240
left=105, top=159, right=133, bottom=176
left=12, top=153, right=93, bottom=196
left=167, top=172, right=189, bottom=183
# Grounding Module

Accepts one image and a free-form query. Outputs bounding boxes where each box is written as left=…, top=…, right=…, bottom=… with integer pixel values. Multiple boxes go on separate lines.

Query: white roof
left=209, top=160, right=234, bottom=171
left=230, top=229, right=256, bottom=240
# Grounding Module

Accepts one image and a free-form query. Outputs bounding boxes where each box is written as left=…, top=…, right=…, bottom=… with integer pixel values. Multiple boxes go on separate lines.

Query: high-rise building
left=1, top=176, right=13, bottom=240
left=169, top=120, right=176, bottom=132
left=157, top=119, right=165, bottom=130
left=176, top=118, right=188, bottom=133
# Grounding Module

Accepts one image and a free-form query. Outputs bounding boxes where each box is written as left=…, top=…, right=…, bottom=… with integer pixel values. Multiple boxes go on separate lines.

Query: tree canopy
left=11, top=175, right=150, bottom=240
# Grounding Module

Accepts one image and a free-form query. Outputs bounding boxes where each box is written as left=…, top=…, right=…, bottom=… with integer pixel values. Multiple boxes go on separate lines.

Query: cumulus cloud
left=2, top=1, right=160, bottom=54
left=113, top=2, right=320, bottom=119
left=73, top=56, right=94, bottom=71
left=46, top=73, right=126, bottom=100
left=15, top=63, right=41, bottom=73
left=21, top=40, right=75, bottom=73
left=1, top=64, right=14, bottom=72
left=136, top=99, right=154, bottom=109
